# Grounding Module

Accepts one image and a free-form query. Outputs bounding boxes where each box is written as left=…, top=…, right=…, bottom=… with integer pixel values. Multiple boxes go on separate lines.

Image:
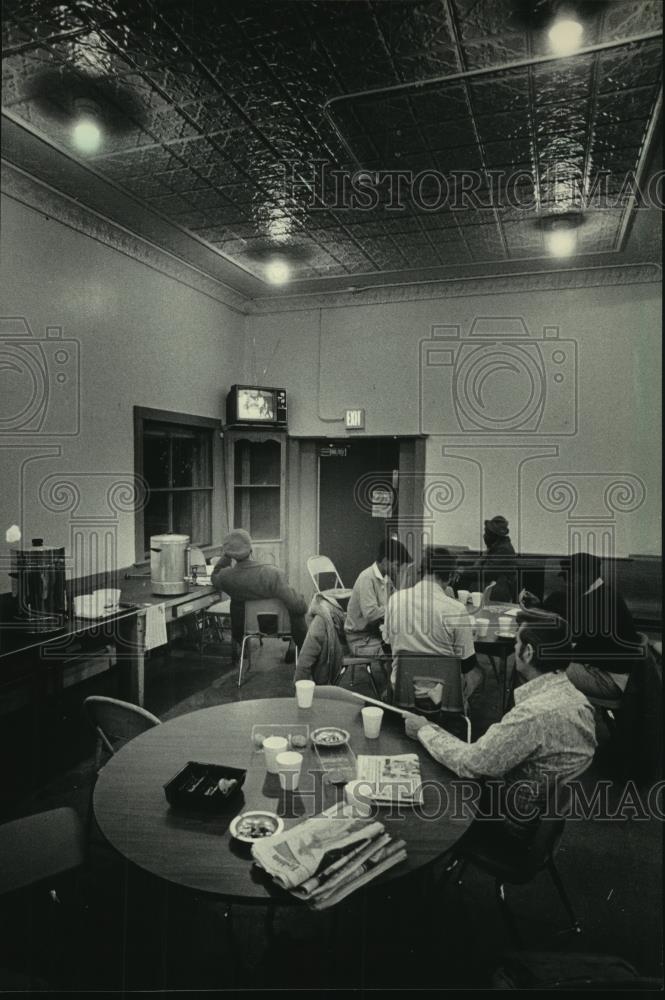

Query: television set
left=225, top=385, right=288, bottom=427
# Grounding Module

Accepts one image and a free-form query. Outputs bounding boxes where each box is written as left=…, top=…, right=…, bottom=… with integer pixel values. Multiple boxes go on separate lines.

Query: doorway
left=318, top=438, right=401, bottom=587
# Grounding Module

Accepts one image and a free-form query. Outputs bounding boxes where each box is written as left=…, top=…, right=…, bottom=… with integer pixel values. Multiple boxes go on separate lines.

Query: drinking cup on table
left=457, top=589, right=470, bottom=605
left=361, top=706, right=383, bottom=739
left=263, top=736, right=289, bottom=773
left=470, top=592, right=482, bottom=609
left=275, top=751, right=303, bottom=791
left=295, top=679, right=315, bottom=709
left=499, top=615, right=514, bottom=634
left=475, top=617, right=490, bottom=637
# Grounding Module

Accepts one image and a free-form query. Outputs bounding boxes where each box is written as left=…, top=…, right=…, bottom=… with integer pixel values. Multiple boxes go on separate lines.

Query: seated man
left=459, top=515, right=517, bottom=603
left=384, top=545, right=484, bottom=701
left=344, top=537, right=412, bottom=657
left=562, top=552, right=642, bottom=701
left=404, top=612, right=597, bottom=825
left=211, top=529, right=307, bottom=659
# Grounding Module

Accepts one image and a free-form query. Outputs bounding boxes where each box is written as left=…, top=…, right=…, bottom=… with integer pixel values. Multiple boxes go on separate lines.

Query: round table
left=93, top=697, right=474, bottom=903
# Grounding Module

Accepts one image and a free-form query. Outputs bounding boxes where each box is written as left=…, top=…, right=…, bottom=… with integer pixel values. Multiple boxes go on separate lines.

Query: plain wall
left=0, top=195, right=243, bottom=591
left=245, top=282, right=662, bottom=557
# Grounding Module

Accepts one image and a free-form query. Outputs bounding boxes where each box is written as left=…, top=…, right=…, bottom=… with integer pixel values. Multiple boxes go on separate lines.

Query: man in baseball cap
left=458, top=514, right=517, bottom=603
left=212, top=529, right=307, bottom=663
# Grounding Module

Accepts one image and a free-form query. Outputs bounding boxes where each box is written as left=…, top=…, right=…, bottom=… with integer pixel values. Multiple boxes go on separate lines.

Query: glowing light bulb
left=546, top=227, right=577, bottom=257
left=548, top=18, right=584, bottom=56
left=72, top=116, right=101, bottom=153
left=265, top=259, right=291, bottom=284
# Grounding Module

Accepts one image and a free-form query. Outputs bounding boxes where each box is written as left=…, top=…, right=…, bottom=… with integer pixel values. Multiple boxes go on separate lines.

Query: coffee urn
left=150, top=534, right=191, bottom=595
left=10, top=538, right=67, bottom=633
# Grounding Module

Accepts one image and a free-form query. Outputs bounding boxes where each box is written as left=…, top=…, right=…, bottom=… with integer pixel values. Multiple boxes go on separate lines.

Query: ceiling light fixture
left=541, top=212, right=583, bottom=257
left=547, top=17, right=584, bottom=56
left=265, top=258, right=291, bottom=285
left=71, top=97, right=102, bottom=153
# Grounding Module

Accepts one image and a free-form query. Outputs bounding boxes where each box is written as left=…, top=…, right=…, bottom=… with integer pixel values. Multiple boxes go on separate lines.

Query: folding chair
left=307, top=555, right=352, bottom=603
left=394, top=653, right=471, bottom=743
left=238, top=598, right=298, bottom=687
left=83, top=696, right=161, bottom=771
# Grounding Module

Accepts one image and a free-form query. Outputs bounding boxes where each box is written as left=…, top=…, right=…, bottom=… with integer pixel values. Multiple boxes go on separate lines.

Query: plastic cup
left=344, top=780, right=374, bottom=818
left=499, top=615, right=514, bottom=634
left=295, top=679, right=315, bottom=708
left=263, top=736, right=288, bottom=773
left=361, top=706, right=383, bottom=739
left=276, top=751, right=303, bottom=791
left=470, top=592, right=482, bottom=608
left=475, top=617, right=490, bottom=637
left=457, top=589, right=470, bottom=604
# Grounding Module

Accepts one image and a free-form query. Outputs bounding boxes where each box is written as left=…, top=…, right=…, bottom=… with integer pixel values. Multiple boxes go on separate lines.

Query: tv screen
left=236, top=387, right=275, bottom=422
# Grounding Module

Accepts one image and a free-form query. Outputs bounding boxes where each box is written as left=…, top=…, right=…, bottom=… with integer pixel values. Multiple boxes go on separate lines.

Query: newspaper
left=355, top=754, right=424, bottom=805
left=251, top=803, right=407, bottom=910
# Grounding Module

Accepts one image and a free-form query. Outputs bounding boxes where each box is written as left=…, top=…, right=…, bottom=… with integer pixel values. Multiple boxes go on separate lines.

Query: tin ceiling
left=1, top=0, right=662, bottom=297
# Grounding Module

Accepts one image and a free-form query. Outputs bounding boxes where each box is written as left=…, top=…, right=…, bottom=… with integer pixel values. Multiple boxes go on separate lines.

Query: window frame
left=134, top=406, right=221, bottom=562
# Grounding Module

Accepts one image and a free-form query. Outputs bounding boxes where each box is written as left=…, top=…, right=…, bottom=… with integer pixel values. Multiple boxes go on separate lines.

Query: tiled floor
left=1, top=637, right=662, bottom=990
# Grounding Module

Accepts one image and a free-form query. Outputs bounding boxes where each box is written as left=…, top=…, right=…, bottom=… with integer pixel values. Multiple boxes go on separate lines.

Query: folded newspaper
left=251, top=803, right=407, bottom=910
left=355, top=754, right=424, bottom=805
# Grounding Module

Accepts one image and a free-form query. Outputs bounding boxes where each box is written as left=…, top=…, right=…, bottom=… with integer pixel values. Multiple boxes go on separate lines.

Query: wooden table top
left=93, top=697, right=475, bottom=903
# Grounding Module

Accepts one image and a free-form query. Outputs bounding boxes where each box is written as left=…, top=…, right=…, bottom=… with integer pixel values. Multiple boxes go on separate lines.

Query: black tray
left=164, top=761, right=246, bottom=811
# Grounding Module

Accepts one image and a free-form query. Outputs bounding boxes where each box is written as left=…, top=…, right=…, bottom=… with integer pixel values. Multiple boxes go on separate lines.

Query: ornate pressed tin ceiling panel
left=1, top=0, right=662, bottom=295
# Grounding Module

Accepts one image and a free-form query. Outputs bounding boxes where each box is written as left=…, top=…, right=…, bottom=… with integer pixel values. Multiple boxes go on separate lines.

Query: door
left=318, top=438, right=401, bottom=588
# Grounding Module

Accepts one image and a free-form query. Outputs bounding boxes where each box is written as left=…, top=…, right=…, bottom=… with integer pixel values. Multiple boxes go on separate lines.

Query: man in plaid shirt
left=404, top=612, right=597, bottom=827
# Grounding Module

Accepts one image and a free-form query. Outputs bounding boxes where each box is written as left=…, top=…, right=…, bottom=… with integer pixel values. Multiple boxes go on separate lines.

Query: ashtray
left=229, top=811, right=284, bottom=843
left=164, top=761, right=246, bottom=811
left=311, top=727, right=350, bottom=747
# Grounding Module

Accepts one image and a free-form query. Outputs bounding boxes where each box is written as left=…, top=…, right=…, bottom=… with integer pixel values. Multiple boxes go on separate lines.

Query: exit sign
left=345, top=408, right=365, bottom=429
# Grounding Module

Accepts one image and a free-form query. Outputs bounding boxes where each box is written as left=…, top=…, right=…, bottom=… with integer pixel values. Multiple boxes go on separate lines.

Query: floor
left=1, top=633, right=662, bottom=991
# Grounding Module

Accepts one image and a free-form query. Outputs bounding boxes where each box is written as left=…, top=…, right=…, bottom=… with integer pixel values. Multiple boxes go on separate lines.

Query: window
left=134, top=407, right=218, bottom=560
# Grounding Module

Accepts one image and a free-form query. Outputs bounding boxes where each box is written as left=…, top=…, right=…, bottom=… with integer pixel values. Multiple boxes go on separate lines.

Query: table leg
left=118, top=613, right=145, bottom=707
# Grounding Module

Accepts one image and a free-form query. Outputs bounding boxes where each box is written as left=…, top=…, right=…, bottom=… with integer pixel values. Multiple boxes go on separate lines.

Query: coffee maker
left=10, top=538, right=67, bottom=633
left=150, top=534, right=191, bottom=595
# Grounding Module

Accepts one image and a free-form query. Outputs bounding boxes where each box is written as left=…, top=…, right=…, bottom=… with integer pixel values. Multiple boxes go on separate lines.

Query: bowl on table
left=229, top=811, right=284, bottom=843
left=310, top=727, right=350, bottom=747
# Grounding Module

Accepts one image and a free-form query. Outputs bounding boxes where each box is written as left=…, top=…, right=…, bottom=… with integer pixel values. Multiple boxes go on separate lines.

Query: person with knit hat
left=211, top=529, right=308, bottom=661
left=458, top=514, right=517, bottom=603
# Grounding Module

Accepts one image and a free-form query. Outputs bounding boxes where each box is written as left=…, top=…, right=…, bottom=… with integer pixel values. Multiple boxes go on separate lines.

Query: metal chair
left=83, top=695, right=161, bottom=770
left=307, top=555, right=352, bottom=603
left=238, top=598, right=298, bottom=687
left=0, top=807, right=86, bottom=986
left=0, top=808, right=85, bottom=898
left=393, top=653, right=472, bottom=743
left=336, top=654, right=393, bottom=699
left=441, top=777, right=586, bottom=944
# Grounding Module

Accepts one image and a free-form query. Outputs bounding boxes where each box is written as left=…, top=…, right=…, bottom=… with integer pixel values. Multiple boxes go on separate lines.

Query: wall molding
left=246, top=262, right=662, bottom=314
left=3, top=162, right=660, bottom=318
left=1, top=162, right=250, bottom=315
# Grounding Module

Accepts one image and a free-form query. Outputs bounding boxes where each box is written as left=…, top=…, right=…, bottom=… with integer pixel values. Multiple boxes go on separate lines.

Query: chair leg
left=366, top=663, right=381, bottom=699
left=238, top=636, right=250, bottom=687
left=495, top=880, right=522, bottom=945
left=546, top=858, right=582, bottom=934
left=463, top=714, right=472, bottom=744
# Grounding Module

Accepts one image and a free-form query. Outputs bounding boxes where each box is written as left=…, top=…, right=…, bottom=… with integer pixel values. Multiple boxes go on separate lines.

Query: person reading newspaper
left=403, top=613, right=596, bottom=835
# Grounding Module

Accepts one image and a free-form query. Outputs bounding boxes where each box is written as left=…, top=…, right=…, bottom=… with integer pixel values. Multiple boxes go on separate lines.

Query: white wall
left=0, top=195, right=243, bottom=590
left=245, top=281, right=662, bottom=557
